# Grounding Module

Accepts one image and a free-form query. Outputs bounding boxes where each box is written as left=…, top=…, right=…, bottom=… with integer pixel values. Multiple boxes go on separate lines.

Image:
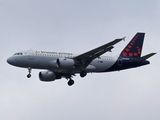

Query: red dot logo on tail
left=134, top=53, right=138, bottom=56
left=120, top=33, right=145, bottom=58
left=129, top=53, right=133, bottom=56
left=125, top=48, right=130, bottom=52
left=122, top=52, right=128, bottom=56
left=128, top=45, right=132, bottom=48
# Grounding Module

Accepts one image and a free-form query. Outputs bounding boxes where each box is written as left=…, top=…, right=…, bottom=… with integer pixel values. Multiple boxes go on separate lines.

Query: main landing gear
left=67, top=79, right=74, bottom=86
left=80, top=71, right=87, bottom=77
left=67, top=71, right=87, bottom=86
left=27, top=67, right=31, bottom=78
left=66, top=74, right=75, bottom=86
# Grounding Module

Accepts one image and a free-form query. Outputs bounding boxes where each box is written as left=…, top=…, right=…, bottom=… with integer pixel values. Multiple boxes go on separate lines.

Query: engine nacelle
left=57, top=58, right=75, bottom=68
left=39, top=71, right=61, bottom=82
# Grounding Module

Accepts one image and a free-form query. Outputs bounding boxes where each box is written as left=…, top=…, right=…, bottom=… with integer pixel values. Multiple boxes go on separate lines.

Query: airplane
left=7, top=33, right=156, bottom=86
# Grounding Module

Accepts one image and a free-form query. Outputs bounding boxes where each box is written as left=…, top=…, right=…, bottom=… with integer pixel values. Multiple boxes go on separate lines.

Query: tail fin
left=120, top=33, right=145, bottom=58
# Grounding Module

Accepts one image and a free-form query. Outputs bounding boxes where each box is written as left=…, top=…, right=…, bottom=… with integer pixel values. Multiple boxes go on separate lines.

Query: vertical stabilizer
left=120, top=33, right=145, bottom=58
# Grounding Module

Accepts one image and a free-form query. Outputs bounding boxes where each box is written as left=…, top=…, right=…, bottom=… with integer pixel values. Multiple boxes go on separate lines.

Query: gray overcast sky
left=0, top=0, right=160, bottom=120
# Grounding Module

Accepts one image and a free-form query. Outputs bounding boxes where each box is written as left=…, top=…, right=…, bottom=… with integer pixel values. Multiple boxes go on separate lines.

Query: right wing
left=74, top=37, right=125, bottom=68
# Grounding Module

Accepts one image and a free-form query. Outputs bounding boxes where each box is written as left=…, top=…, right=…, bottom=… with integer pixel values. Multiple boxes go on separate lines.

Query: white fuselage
left=7, top=50, right=119, bottom=74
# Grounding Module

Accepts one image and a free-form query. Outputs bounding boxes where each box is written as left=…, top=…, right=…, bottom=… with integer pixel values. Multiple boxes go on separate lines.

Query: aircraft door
left=118, top=59, right=122, bottom=66
left=28, top=50, right=34, bottom=60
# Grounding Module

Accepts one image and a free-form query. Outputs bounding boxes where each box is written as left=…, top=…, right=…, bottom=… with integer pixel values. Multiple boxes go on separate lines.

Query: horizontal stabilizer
left=132, top=53, right=156, bottom=63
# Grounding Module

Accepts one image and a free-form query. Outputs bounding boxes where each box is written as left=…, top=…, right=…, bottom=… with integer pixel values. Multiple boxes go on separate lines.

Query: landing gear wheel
left=27, top=74, right=31, bottom=78
left=68, top=79, right=74, bottom=86
left=80, top=71, right=87, bottom=78
left=27, top=67, right=32, bottom=78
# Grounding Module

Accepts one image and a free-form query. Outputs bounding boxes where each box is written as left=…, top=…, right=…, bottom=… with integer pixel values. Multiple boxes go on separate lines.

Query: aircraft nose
left=7, top=57, right=14, bottom=65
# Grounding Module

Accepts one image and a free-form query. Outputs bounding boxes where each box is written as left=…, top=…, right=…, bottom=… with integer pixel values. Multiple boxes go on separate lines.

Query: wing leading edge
left=74, top=37, right=125, bottom=68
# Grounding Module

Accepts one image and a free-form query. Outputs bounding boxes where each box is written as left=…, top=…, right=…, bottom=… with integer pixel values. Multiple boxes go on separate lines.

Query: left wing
left=74, top=37, right=125, bottom=68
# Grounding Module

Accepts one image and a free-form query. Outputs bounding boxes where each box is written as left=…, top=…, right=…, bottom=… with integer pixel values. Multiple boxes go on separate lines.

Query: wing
left=74, top=37, right=125, bottom=68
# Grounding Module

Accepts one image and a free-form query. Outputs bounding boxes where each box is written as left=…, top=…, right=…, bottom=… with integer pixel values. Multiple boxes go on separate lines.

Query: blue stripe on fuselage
left=101, top=57, right=150, bottom=72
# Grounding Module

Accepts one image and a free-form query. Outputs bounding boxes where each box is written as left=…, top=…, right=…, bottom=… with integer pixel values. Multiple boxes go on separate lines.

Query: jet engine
left=57, top=58, right=75, bottom=68
left=39, top=71, right=61, bottom=82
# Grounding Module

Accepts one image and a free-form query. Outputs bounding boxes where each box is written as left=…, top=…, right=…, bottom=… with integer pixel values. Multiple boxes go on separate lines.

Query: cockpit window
left=14, top=53, right=23, bottom=55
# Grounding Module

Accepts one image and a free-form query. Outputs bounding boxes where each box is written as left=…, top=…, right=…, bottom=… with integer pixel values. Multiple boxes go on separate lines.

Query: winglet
left=122, top=37, right=126, bottom=41
left=132, top=53, right=156, bottom=63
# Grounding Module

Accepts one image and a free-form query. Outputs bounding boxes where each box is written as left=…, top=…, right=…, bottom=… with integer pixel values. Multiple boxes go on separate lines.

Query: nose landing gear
left=27, top=67, right=31, bottom=78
